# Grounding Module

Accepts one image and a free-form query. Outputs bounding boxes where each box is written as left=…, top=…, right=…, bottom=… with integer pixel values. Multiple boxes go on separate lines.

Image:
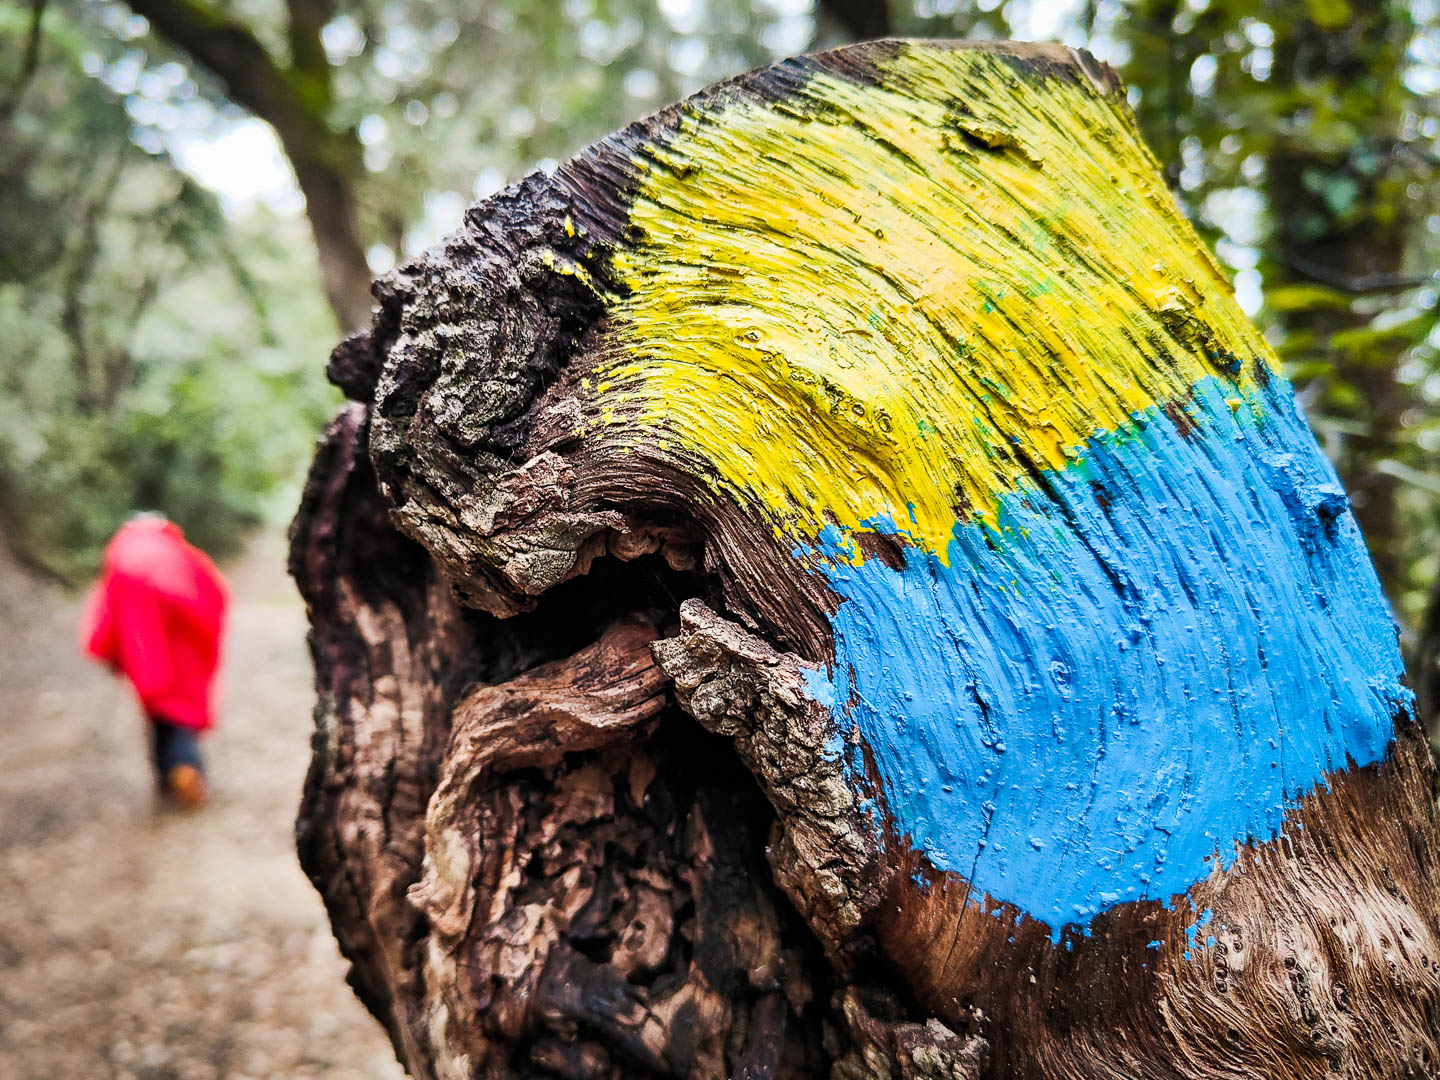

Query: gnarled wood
left=294, top=40, right=1440, bottom=1080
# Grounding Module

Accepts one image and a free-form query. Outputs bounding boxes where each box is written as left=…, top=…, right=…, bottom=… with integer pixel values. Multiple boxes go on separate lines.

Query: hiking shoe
left=165, top=764, right=207, bottom=809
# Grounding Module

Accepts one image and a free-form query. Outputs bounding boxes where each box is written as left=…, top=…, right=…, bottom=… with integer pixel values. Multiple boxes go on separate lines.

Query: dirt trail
left=0, top=533, right=405, bottom=1080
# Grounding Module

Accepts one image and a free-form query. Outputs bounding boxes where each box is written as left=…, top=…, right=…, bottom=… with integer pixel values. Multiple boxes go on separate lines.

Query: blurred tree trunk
left=60, top=147, right=124, bottom=414
left=1419, top=567, right=1440, bottom=753
left=815, top=0, right=892, bottom=41
left=123, top=0, right=373, bottom=332
left=0, top=0, right=48, bottom=124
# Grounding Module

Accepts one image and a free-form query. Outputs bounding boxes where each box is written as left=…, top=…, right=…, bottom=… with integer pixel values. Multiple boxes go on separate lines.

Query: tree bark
left=293, top=41, right=1440, bottom=1080
left=125, top=0, right=373, bottom=332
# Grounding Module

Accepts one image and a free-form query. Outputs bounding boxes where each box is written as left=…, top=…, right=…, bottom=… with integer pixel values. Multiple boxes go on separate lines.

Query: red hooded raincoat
left=80, top=518, right=229, bottom=732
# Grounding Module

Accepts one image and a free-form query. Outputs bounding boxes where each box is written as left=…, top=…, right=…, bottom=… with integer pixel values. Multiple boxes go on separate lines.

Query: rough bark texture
left=294, top=41, right=1440, bottom=1080
left=291, top=406, right=972, bottom=1079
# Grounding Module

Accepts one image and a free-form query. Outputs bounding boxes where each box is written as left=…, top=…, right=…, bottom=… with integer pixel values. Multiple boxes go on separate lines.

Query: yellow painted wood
left=590, top=44, right=1273, bottom=559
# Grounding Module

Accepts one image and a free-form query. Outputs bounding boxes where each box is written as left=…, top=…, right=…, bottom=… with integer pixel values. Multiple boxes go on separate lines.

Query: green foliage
left=0, top=0, right=812, bottom=580
left=303, top=0, right=810, bottom=267
left=0, top=1, right=336, bottom=580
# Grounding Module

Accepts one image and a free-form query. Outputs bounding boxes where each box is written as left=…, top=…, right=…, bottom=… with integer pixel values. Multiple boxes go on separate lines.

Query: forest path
left=0, top=533, right=405, bottom=1080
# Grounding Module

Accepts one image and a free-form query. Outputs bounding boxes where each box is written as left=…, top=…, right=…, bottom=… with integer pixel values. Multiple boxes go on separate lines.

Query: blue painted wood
left=802, top=374, right=1409, bottom=940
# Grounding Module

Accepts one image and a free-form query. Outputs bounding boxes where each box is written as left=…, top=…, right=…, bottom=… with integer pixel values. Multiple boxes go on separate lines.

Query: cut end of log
left=293, top=39, right=1440, bottom=1080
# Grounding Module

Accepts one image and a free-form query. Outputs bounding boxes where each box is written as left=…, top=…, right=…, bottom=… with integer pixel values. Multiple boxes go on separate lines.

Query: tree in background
left=0, top=0, right=336, bottom=579
left=106, top=0, right=811, bottom=331
left=0, top=0, right=815, bottom=575
left=119, top=0, right=375, bottom=331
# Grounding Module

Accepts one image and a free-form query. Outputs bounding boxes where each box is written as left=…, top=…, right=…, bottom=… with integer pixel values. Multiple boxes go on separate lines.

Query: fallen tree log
left=292, top=40, right=1440, bottom=1080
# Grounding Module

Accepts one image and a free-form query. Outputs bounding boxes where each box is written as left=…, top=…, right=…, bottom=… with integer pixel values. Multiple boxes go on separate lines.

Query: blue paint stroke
left=1184, top=908, right=1215, bottom=960
left=801, top=375, right=1409, bottom=941
left=802, top=663, right=839, bottom=709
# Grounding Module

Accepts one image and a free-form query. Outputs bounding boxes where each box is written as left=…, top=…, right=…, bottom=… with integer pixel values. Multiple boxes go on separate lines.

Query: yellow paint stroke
left=597, top=43, right=1276, bottom=558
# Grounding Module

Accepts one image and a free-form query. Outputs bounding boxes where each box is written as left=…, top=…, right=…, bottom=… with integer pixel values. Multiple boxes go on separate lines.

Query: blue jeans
left=150, top=719, right=203, bottom=789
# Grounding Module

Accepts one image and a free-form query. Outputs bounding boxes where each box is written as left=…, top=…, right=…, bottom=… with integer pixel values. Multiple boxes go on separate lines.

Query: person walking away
left=79, top=514, right=229, bottom=808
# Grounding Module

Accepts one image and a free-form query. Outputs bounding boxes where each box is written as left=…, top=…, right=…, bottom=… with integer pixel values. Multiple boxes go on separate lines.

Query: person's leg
left=150, top=718, right=206, bottom=807
left=149, top=721, right=167, bottom=793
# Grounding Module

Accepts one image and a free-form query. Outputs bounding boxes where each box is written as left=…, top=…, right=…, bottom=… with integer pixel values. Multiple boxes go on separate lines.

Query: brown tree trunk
left=290, top=407, right=885, bottom=1078
left=1419, top=572, right=1440, bottom=751
left=293, top=42, right=1440, bottom=1080
left=287, top=142, right=373, bottom=333
left=125, top=0, right=373, bottom=332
